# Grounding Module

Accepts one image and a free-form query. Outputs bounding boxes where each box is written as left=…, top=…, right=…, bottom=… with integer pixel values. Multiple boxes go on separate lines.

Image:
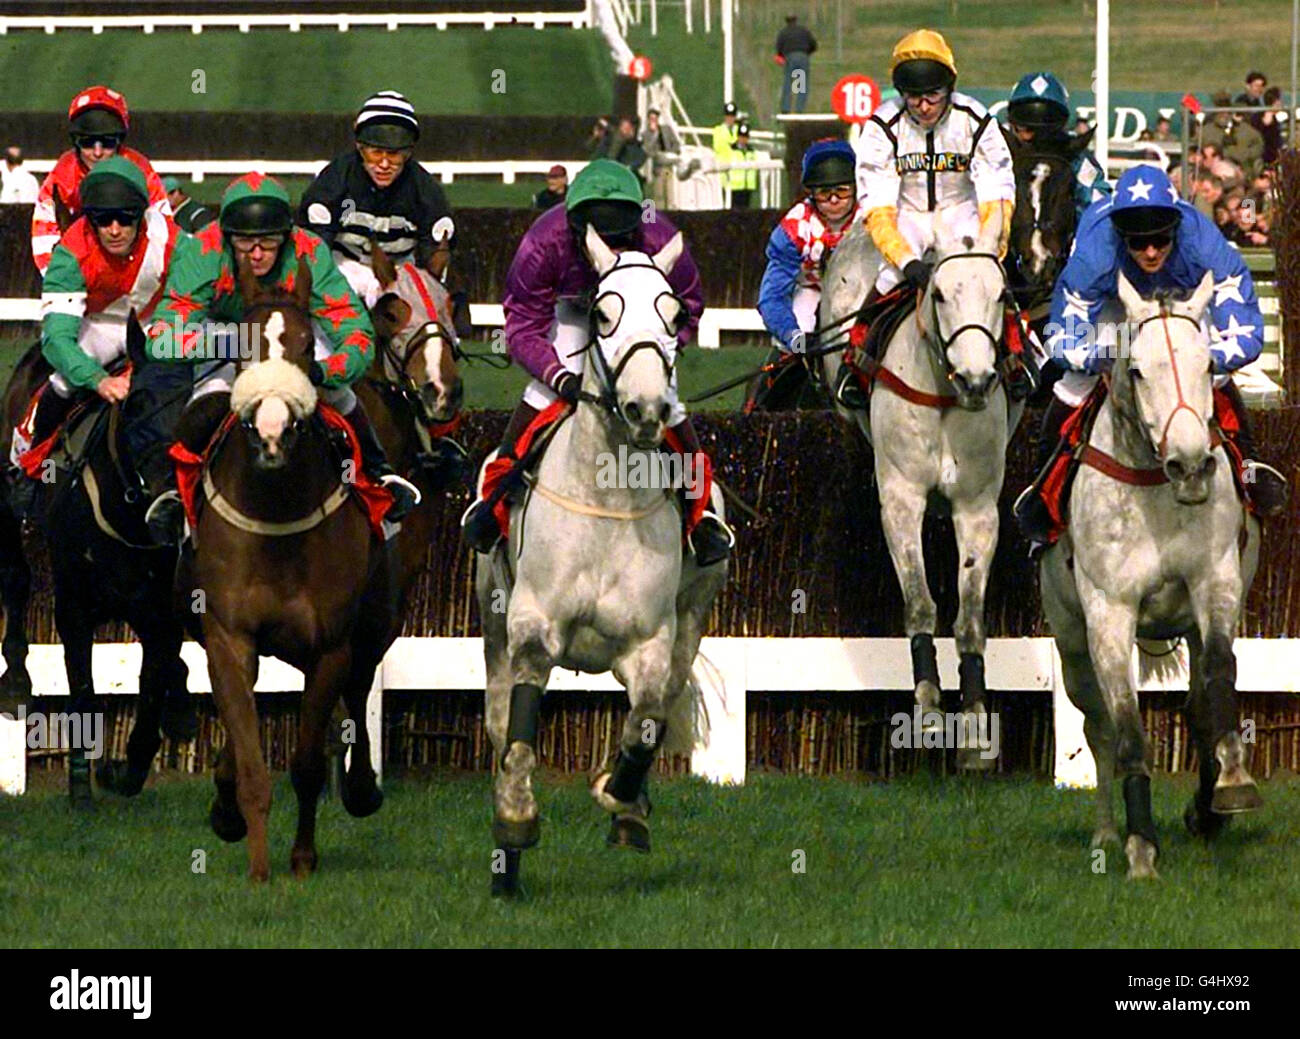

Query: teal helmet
left=1007, top=72, right=1070, bottom=132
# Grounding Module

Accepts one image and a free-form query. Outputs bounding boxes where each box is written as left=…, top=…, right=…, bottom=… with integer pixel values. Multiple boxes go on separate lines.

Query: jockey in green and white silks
left=1005, top=71, right=1112, bottom=219
left=9, top=158, right=181, bottom=515
left=129, top=171, right=419, bottom=544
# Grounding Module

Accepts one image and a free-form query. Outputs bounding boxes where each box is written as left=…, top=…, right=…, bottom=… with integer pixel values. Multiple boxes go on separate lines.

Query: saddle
left=16, top=386, right=111, bottom=484
left=1035, top=383, right=1254, bottom=546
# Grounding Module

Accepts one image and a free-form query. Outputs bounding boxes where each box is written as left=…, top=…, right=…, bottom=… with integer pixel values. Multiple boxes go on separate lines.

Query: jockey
left=9, top=158, right=181, bottom=516
left=1014, top=163, right=1288, bottom=545
left=1005, top=72, right=1112, bottom=218
left=749, top=138, right=857, bottom=410
left=458, top=159, right=734, bottom=565
left=298, top=91, right=456, bottom=309
left=839, top=29, right=1017, bottom=408
left=129, top=172, right=420, bottom=545
left=758, top=137, right=858, bottom=353
left=31, top=86, right=171, bottom=276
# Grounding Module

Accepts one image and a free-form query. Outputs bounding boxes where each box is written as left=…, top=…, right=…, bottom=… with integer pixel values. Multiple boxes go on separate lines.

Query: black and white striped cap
left=354, top=91, right=419, bottom=146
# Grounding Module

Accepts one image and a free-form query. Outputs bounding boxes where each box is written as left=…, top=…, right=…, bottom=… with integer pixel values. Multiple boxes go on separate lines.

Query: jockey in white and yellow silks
left=838, top=29, right=1017, bottom=407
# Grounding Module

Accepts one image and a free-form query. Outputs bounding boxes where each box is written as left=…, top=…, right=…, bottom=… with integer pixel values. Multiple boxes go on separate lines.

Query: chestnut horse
left=178, top=258, right=393, bottom=880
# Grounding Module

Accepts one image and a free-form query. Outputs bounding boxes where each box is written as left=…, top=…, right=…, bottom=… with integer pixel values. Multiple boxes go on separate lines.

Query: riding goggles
left=229, top=233, right=286, bottom=253
left=87, top=208, right=142, bottom=228
left=902, top=88, right=949, bottom=105
left=73, top=134, right=124, bottom=151
left=359, top=144, right=413, bottom=163
left=811, top=186, right=854, bottom=203
left=1121, top=229, right=1175, bottom=252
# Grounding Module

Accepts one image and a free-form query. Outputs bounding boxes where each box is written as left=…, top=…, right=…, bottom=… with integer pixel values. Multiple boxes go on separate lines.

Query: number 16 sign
left=832, top=75, right=881, bottom=123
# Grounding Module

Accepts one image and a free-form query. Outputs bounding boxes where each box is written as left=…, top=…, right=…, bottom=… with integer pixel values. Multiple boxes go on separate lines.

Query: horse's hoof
left=915, top=681, right=943, bottom=734
left=341, top=775, right=384, bottom=818
left=606, top=813, right=651, bottom=853
left=1184, top=799, right=1228, bottom=840
left=160, top=696, right=198, bottom=742
left=290, top=848, right=319, bottom=878
left=247, top=865, right=270, bottom=884
left=0, top=666, right=32, bottom=700
left=492, top=815, right=540, bottom=850
left=1090, top=826, right=1120, bottom=849
left=210, top=799, right=248, bottom=843
left=1124, top=834, right=1160, bottom=880
left=69, top=784, right=95, bottom=811
left=96, top=758, right=147, bottom=797
left=1211, top=782, right=1263, bottom=815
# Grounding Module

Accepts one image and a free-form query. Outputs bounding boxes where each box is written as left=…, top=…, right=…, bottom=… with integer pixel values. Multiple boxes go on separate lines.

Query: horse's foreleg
left=98, top=620, right=169, bottom=797
left=1186, top=566, right=1261, bottom=824
left=1080, top=589, right=1155, bottom=879
left=595, top=629, right=675, bottom=853
left=53, top=579, right=96, bottom=809
left=877, top=466, right=941, bottom=727
left=0, top=498, right=32, bottom=699
left=205, top=624, right=269, bottom=881
left=951, top=494, right=1000, bottom=770
left=337, top=648, right=384, bottom=819
left=493, top=600, right=555, bottom=854
left=290, top=645, right=351, bottom=878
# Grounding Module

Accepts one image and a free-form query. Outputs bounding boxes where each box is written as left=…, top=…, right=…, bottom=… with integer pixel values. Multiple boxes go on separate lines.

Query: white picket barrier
left=3, top=636, right=1297, bottom=796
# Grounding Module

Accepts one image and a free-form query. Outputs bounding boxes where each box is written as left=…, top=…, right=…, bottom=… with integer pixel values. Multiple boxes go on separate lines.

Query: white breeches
left=49, top=315, right=127, bottom=397
left=335, top=254, right=383, bottom=310
left=873, top=201, right=981, bottom=293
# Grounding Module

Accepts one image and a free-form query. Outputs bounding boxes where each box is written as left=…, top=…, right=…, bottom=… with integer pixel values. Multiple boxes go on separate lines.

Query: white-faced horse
left=1040, top=271, right=1261, bottom=879
left=475, top=226, right=727, bottom=896
left=819, top=210, right=1022, bottom=766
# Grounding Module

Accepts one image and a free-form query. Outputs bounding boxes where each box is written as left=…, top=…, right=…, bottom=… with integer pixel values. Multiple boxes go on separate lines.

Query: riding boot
left=999, top=308, right=1039, bottom=402
left=345, top=400, right=421, bottom=523
left=1219, top=379, right=1289, bottom=517
left=459, top=399, right=539, bottom=553
left=10, top=389, right=78, bottom=521
left=136, top=391, right=232, bottom=546
left=834, top=286, right=881, bottom=410
left=1013, top=394, right=1075, bottom=550
left=668, top=416, right=734, bottom=567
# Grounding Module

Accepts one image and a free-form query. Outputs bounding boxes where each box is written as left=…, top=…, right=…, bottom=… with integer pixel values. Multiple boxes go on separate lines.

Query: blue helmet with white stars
left=1110, top=165, right=1182, bottom=238
left=1007, top=72, right=1070, bottom=131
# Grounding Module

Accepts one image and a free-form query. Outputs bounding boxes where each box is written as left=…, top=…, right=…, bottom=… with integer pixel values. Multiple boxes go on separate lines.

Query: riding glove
left=308, top=360, right=325, bottom=386
left=553, top=371, right=580, bottom=403
left=903, top=259, right=933, bottom=291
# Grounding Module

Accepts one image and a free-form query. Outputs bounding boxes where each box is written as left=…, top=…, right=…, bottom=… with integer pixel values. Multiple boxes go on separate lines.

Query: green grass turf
left=3, top=768, right=1298, bottom=947
left=735, top=0, right=1295, bottom=124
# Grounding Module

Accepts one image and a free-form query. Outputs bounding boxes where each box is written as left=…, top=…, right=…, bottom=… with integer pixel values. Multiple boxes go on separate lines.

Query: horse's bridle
left=921, top=251, right=1012, bottom=385
left=1010, top=154, right=1075, bottom=305
left=575, top=260, right=684, bottom=414
left=1120, top=308, right=1208, bottom=462
left=378, top=320, right=460, bottom=427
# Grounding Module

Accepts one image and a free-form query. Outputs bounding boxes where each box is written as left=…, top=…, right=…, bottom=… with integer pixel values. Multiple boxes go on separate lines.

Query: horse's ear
left=53, top=185, right=74, bottom=234
left=1068, top=126, right=1098, bottom=155
left=371, top=293, right=411, bottom=340
left=1116, top=271, right=1147, bottom=319
left=125, top=308, right=147, bottom=368
left=370, top=241, right=398, bottom=290
left=651, top=231, right=684, bottom=276
left=583, top=223, right=618, bottom=275
left=1183, top=268, right=1216, bottom=319
left=294, top=258, right=312, bottom=312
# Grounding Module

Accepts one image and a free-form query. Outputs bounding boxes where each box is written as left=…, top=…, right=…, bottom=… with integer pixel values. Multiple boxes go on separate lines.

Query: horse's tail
left=1135, top=638, right=1186, bottom=688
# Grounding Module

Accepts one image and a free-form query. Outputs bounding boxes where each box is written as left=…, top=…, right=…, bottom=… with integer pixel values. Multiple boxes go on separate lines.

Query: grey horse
left=475, top=226, right=728, bottom=896
left=819, top=208, right=1023, bottom=767
left=1040, top=270, right=1261, bottom=879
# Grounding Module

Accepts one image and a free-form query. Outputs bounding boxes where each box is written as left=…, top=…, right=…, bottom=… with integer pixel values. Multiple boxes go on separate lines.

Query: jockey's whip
left=685, top=337, right=849, bottom=404
left=711, top=473, right=767, bottom=530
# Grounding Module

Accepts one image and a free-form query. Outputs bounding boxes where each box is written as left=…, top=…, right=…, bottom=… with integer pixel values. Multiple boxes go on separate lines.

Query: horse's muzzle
left=1166, top=453, right=1215, bottom=505
left=621, top=398, right=670, bottom=449
left=952, top=370, right=998, bottom=411
left=421, top=378, right=463, bottom=424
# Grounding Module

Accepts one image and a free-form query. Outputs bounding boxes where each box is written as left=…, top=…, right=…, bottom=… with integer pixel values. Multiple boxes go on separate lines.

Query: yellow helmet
left=890, top=29, right=957, bottom=93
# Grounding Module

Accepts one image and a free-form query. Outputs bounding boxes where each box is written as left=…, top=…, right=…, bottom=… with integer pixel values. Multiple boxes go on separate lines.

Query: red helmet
left=67, top=86, right=130, bottom=132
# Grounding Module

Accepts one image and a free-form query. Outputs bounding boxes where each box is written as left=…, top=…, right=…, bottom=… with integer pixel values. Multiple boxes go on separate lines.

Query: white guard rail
left=3, top=636, right=1297, bottom=796
left=0, top=11, right=590, bottom=34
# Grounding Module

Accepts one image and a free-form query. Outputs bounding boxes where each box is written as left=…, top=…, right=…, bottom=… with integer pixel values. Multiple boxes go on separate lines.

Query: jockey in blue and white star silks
left=1013, top=163, right=1287, bottom=544
left=1005, top=72, right=1111, bottom=219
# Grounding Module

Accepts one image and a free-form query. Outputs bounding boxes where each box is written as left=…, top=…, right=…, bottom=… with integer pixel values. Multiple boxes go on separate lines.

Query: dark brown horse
left=0, top=220, right=194, bottom=806
left=177, top=257, right=391, bottom=880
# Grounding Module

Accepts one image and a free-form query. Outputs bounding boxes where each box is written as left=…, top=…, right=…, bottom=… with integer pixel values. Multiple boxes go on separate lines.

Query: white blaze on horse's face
left=1028, top=162, right=1052, bottom=277
left=396, top=266, right=462, bottom=422
left=583, top=225, right=683, bottom=449
left=262, top=311, right=286, bottom=361
left=1118, top=270, right=1218, bottom=500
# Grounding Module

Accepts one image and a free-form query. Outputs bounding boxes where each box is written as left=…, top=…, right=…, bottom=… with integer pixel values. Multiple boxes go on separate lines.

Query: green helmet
left=218, top=171, right=293, bottom=236
left=80, top=155, right=148, bottom=214
left=566, top=159, right=644, bottom=239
